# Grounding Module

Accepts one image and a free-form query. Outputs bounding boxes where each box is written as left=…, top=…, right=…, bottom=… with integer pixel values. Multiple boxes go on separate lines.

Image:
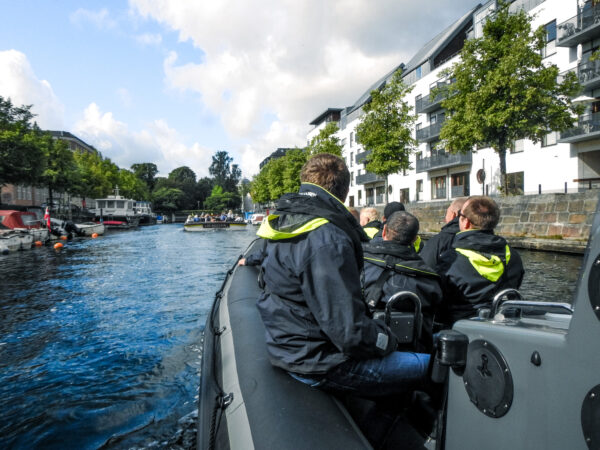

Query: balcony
left=415, top=81, right=453, bottom=114
left=356, top=172, right=386, bottom=185
left=355, top=150, right=371, bottom=164
left=416, top=119, right=445, bottom=143
left=559, top=112, right=600, bottom=143
left=557, top=7, right=600, bottom=48
left=416, top=152, right=472, bottom=173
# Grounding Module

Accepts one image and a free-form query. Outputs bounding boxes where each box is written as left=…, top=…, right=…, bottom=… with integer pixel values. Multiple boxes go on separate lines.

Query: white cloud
left=73, top=103, right=214, bottom=177
left=130, top=0, right=478, bottom=176
left=0, top=50, right=64, bottom=129
left=135, top=33, right=162, bottom=46
left=70, top=8, right=116, bottom=30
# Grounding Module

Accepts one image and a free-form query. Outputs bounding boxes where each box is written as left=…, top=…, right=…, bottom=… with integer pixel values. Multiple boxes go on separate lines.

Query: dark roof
left=48, top=130, right=96, bottom=153
left=309, top=108, right=344, bottom=126
left=259, top=147, right=296, bottom=169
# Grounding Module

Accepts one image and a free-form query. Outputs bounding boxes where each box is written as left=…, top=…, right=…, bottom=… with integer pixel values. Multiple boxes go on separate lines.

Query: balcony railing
left=416, top=152, right=472, bottom=173
left=356, top=172, right=386, bottom=185
left=560, top=60, right=600, bottom=90
left=416, top=119, right=445, bottom=142
left=355, top=150, right=371, bottom=164
left=415, top=82, right=453, bottom=114
left=557, top=6, right=600, bottom=48
left=559, top=112, right=600, bottom=143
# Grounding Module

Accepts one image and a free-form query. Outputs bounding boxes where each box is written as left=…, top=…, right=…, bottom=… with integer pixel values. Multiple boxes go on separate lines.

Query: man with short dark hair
left=420, top=197, right=467, bottom=271
left=437, top=196, right=524, bottom=326
left=371, top=201, right=405, bottom=242
left=363, top=211, right=442, bottom=352
left=256, top=153, right=431, bottom=397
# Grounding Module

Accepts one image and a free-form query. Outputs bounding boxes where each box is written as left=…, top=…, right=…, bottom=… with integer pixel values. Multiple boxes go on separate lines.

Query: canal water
left=0, top=224, right=585, bottom=449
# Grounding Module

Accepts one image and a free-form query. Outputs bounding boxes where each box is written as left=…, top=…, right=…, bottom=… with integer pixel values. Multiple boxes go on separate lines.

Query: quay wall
left=393, top=190, right=600, bottom=254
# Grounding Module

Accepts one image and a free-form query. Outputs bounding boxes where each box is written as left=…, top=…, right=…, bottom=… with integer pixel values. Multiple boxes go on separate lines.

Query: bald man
left=360, top=207, right=382, bottom=239
left=420, top=197, right=467, bottom=271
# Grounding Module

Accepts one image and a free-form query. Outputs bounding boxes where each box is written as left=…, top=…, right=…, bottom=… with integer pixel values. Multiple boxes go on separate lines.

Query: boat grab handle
left=491, top=288, right=573, bottom=317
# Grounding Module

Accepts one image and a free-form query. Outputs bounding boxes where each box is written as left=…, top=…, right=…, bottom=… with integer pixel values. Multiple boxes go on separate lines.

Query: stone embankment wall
left=395, top=190, right=600, bottom=254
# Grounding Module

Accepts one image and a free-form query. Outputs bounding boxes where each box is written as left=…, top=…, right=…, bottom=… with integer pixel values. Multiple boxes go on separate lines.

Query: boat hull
left=0, top=233, right=22, bottom=253
left=198, top=241, right=370, bottom=449
left=184, top=222, right=248, bottom=232
left=75, top=222, right=105, bottom=236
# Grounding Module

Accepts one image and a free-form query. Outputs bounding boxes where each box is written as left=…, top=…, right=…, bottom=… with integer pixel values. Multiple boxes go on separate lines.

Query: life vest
left=455, top=245, right=511, bottom=282
left=363, top=242, right=438, bottom=310
left=363, top=220, right=382, bottom=239
left=257, top=183, right=369, bottom=269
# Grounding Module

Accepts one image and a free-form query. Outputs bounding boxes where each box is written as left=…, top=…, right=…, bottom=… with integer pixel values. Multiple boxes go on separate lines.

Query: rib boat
left=198, top=195, right=600, bottom=449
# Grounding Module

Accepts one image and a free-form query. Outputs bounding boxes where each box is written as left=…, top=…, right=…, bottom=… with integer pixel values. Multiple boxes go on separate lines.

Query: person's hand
left=238, top=258, right=246, bottom=266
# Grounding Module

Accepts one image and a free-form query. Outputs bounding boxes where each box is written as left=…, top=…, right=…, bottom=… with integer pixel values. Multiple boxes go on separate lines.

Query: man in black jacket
left=420, top=197, right=467, bottom=270
left=437, top=196, right=524, bottom=326
left=256, top=154, right=430, bottom=396
left=363, top=211, right=442, bottom=352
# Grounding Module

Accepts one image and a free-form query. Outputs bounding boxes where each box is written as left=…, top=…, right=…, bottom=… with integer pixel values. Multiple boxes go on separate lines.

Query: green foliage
left=118, top=169, right=149, bottom=200
left=306, top=122, right=343, bottom=156
left=0, top=96, right=46, bottom=186
left=131, top=163, right=158, bottom=191
left=355, top=69, right=416, bottom=178
left=168, top=166, right=197, bottom=184
left=250, top=167, right=271, bottom=204
left=151, top=186, right=184, bottom=212
left=204, top=183, right=240, bottom=212
left=39, top=134, right=79, bottom=203
left=209, top=150, right=241, bottom=192
left=282, top=148, right=308, bottom=193
left=438, top=1, right=582, bottom=193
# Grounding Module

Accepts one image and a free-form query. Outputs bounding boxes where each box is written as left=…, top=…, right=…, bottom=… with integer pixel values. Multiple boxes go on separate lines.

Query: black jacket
left=437, top=229, right=525, bottom=326
left=420, top=218, right=460, bottom=271
left=363, top=220, right=382, bottom=239
left=256, top=183, right=398, bottom=375
left=363, top=241, right=443, bottom=352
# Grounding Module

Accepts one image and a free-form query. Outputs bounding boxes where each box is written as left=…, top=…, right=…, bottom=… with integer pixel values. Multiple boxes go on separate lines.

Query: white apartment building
left=307, top=0, right=600, bottom=207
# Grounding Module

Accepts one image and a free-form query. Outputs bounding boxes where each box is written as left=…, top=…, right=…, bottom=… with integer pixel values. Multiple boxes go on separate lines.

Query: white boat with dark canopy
left=91, top=186, right=140, bottom=229
left=199, top=196, right=600, bottom=449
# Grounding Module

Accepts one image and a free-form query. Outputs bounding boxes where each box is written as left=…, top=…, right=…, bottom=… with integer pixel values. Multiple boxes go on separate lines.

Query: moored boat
left=134, top=201, right=157, bottom=225
left=0, top=209, right=49, bottom=244
left=199, top=197, right=600, bottom=449
left=0, top=232, right=25, bottom=254
left=74, top=222, right=105, bottom=236
left=91, top=187, right=140, bottom=230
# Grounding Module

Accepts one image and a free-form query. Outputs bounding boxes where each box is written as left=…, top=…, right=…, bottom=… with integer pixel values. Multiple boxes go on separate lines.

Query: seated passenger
left=360, top=207, right=382, bottom=239
left=420, top=197, right=467, bottom=271
left=256, top=153, right=430, bottom=397
left=437, top=196, right=524, bottom=326
left=371, top=201, right=405, bottom=242
left=363, top=211, right=442, bottom=352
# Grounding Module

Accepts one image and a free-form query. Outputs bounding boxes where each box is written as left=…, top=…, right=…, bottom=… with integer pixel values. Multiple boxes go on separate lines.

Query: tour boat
left=0, top=209, right=49, bottom=243
left=183, top=218, right=247, bottom=232
left=198, top=198, right=600, bottom=449
left=91, top=187, right=141, bottom=229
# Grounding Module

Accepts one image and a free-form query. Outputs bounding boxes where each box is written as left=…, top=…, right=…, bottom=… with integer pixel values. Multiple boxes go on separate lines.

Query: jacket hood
left=363, top=241, right=438, bottom=277
left=453, top=229, right=507, bottom=255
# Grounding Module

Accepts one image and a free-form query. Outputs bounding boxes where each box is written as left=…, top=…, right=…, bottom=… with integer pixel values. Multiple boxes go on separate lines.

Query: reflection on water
left=0, top=225, right=586, bottom=448
left=0, top=225, right=257, bottom=449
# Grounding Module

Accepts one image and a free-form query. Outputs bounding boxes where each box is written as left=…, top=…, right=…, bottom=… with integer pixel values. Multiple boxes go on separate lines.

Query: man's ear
left=382, top=224, right=388, bottom=240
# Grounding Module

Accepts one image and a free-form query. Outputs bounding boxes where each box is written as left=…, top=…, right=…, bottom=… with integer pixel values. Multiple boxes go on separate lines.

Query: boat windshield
left=97, top=200, right=106, bottom=209
left=107, top=201, right=115, bottom=208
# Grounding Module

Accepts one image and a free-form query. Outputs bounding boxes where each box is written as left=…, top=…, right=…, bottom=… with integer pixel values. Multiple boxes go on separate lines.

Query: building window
left=416, top=179, right=423, bottom=201
left=431, top=175, right=446, bottom=200
left=541, top=20, right=556, bottom=59
left=451, top=172, right=470, bottom=197
left=349, top=195, right=355, bottom=207
left=350, top=132, right=354, bottom=147
left=506, top=171, right=524, bottom=195
left=350, top=172, right=354, bottom=186
left=415, top=65, right=422, bottom=80
left=358, top=189, right=362, bottom=205
left=400, top=188, right=410, bottom=204
left=341, top=138, right=347, bottom=147
left=510, top=139, right=524, bottom=153
left=350, top=152, right=354, bottom=167
left=416, top=151, right=422, bottom=161
left=375, top=186, right=385, bottom=204
left=366, top=188, right=374, bottom=205
left=542, top=131, right=557, bottom=147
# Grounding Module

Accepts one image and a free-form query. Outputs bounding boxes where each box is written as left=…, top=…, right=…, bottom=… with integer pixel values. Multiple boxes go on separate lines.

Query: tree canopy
left=306, top=122, right=343, bottom=156
left=437, top=0, right=581, bottom=194
left=355, top=68, right=416, bottom=201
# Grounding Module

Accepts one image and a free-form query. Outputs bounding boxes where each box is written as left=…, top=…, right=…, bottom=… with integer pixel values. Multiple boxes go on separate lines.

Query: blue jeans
left=289, top=351, right=430, bottom=397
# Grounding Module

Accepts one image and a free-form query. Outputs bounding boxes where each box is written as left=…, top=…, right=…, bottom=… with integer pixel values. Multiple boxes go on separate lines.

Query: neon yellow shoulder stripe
left=256, top=214, right=329, bottom=240
left=455, top=245, right=511, bottom=282
left=364, top=227, right=379, bottom=239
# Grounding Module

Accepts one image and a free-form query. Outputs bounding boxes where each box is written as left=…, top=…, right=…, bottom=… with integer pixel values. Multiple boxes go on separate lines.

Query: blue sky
left=0, top=1, right=477, bottom=179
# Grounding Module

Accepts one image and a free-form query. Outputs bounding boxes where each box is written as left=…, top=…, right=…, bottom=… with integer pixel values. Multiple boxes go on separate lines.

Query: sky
left=0, top=0, right=478, bottom=180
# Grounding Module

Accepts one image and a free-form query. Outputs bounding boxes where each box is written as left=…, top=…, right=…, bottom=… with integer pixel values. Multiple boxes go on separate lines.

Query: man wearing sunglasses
left=436, top=196, right=524, bottom=327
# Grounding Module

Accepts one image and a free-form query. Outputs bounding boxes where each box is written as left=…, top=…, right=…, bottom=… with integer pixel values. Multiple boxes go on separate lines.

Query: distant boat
left=134, top=201, right=157, bottom=225
left=91, top=186, right=140, bottom=229
left=183, top=216, right=248, bottom=232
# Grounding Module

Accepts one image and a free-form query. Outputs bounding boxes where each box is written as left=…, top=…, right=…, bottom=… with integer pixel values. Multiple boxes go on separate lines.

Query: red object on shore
left=44, top=207, right=51, bottom=229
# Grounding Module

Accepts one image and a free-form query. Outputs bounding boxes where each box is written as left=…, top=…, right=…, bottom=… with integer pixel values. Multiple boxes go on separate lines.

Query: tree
left=437, top=1, right=581, bottom=194
left=152, top=186, right=184, bottom=212
left=118, top=169, right=149, bottom=200
left=282, top=148, right=309, bottom=194
left=131, top=163, right=158, bottom=192
left=39, top=134, right=79, bottom=208
left=168, top=166, right=197, bottom=209
left=355, top=69, right=416, bottom=202
left=209, top=150, right=241, bottom=192
left=204, top=185, right=241, bottom=212
left=250, top=168, right=271, bottom=204
left=306, top=122, right=343, bottom=156
left=168, top=166, right=196, bottom=185
left=0, top=96, right=46, bottom=187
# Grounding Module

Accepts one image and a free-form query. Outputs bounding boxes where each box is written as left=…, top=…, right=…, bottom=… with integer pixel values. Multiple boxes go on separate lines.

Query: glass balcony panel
left=557, top=5, right=600, bottom=47
left=415, top=152, right=472, bottom=173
